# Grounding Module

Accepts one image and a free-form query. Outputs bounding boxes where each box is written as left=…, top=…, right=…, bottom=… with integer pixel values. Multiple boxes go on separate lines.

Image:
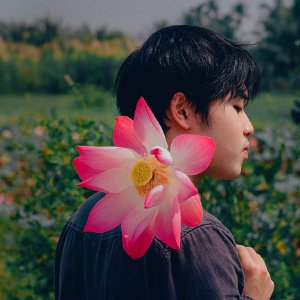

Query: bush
left=0, top=116, right=112, bottom=299
left=66, top=52, right=122, bottom=91
left=0, top=116, right=299, bottom=299
left=0, top=46, right=123, bottom=94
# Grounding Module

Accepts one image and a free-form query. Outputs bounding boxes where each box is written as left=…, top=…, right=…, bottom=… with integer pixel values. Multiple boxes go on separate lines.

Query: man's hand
left=236, top=245, right=274, bottom=300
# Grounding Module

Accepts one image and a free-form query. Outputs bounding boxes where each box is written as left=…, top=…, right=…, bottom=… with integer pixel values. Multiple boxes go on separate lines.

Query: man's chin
left=204, top=167, right=242, bottom=180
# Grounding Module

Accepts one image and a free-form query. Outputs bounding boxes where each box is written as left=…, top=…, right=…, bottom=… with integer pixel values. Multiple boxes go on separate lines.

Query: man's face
left=192, top=94, right=254, bottom=179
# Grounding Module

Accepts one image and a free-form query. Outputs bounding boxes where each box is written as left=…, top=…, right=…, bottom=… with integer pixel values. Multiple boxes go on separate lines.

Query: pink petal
left=77, top=145, right=117, bottom=155
left=73, top=156, right=101, bottom=181
left=77, top=168, right=131, bottom=193
left=121, top=207, right=158, bottom=259
left=144, top=185, right=165, bottom=208
left=180, top=194, right=203, bottom=227
left=113, top=116, right=146, bottom=154
left=133, top=97, right=168, bottom=151
left=150, top=146, right=173, bottom=165
left=76, top=146, right=137, bottom=171
left=84, top=187, right=139, bottom=233
left=156, top=199, right=181, bottom=249
left=174, top=170, right=198, bottom=202
left=170, top=134, right=215, bottom=175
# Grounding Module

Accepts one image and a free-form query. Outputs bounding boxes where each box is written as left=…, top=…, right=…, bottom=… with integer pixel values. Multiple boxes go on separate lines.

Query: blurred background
left=0, top=0, right=299, bottom=299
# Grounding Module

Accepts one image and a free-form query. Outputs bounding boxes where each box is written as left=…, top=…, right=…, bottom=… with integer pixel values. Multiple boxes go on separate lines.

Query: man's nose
left=243, top=114, right=254, bottom=136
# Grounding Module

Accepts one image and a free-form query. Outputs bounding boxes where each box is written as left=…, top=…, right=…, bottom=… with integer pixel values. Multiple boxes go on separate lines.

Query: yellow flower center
left=130, top=157, right=169, bottom=197
left=130, top=161, right=153, bottom=187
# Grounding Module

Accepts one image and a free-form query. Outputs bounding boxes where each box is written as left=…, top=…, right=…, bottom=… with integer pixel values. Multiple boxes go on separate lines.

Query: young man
left=55, top=25, right=274, bottom=299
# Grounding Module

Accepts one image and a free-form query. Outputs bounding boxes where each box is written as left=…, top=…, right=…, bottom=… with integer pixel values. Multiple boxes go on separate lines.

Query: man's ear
left=168, top=92, right=192, bottom=130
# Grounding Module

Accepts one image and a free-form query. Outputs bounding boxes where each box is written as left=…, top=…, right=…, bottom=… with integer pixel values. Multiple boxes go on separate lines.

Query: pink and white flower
left=73, top=97, right=215, bottom=259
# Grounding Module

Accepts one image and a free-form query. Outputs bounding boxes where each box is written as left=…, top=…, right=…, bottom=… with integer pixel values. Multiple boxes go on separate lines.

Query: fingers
left=237, top=245, right=273, bottom=284
left=237, top=244, right=275, bottom=300
left=236, top=245, right=255, bottom=274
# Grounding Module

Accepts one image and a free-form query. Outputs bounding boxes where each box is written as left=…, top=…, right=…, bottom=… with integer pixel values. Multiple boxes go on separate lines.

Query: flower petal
left=156, top=198, right=181, bottom=249
left=77, top=146, right=117, bottom=155
left=133, top=97, right=168, bottom=151
left=84, top=187, right=139, bottom=233
left=73, top=156, right=101, bottom=181
left=113, top=116, right=146, bottom=154
left=180, top=194, right=203, bottom=227
left=144, top=185, right=165, bottom=208
left=77, top=168, right=132, bottom=193
left=174, top=170, right=198, bottom=202
left=121, top=207, right=158, bottom=259
left=170, top=134, right=215, bottom=175
left=150, top=146, right=173, bottom=165
left=76, top=146, right=137, bottom=171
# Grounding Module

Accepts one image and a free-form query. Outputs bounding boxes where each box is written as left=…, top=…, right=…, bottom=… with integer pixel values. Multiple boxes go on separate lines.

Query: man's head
left=114, top=25, right=260, bottom=180
left=114, top=25, right=260, bottom=131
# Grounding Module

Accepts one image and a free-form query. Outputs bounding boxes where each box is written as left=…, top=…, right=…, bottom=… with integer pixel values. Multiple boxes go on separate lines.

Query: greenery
left=178, top=0, right=300, bottom=90
left=0, top=93, right=118, bottom=125
left=0, top=0, right=299, bottom=93
left=0, top=91, right=297, bottom=128
left=181, top=0, right=246, bottom=40
left=252, top=0, right=300, bottom=89
left=0, top=46, right=128, bottom=94
left=0, top=116, right=112, bottom=299
left=291, top=99, right=300, bottom=124
left=0, top=17, right=129, bottom=45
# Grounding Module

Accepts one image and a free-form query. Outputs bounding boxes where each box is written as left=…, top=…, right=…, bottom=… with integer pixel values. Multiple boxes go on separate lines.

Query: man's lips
left=242, top=144, right=249, bottom=159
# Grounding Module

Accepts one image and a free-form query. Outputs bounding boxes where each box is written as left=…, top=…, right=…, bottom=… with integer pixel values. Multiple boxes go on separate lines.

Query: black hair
left=114, top=25, right=260, bottom=131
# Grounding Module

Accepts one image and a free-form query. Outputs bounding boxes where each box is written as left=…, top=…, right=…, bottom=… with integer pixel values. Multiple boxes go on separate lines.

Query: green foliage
left=0, top=17, right=59, bottom=46
left=181, top=0, right=246, bottom=40
left=71, top=84, right=113, bottom=108
left=252, top=0, right=300, bottom=89
left=65, top=52, right=122, bottom=91
left=0, top=115, right=299, bottom=299
left=0, top=116, right=112, bottom=299
left=291, top=99, right=300, bottom=124
left=0, top=17, right=128, bottom=45
left=95, top=27, right=126, bottom=41
left=181, top=0, right=300, bottom=90
left=0, top=50, right=122, bottom=94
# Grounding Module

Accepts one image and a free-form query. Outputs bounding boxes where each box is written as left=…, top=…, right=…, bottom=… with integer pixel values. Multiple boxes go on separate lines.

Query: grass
left=246, top=90, right=299, bottom=128
left=0, top=90, right=298, bottom=128
left=0, top=93, right=118, bottom=126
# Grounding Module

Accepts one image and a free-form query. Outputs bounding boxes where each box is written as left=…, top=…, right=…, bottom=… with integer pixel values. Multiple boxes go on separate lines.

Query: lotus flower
left=73, top=97, right=215, bottom=259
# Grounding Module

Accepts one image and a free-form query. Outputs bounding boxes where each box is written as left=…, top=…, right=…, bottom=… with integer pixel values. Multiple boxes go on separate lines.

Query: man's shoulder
left=67, top=191, right=106, bottom=231
left=181, top=209, right=233, bottom=240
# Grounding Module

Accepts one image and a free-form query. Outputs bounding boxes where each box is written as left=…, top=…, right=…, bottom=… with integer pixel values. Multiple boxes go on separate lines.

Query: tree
left=0, top=17, right=60, bottom=46
left=253, top=0, right=300, bottom=89
left=181, top=0, right=247, bottom=40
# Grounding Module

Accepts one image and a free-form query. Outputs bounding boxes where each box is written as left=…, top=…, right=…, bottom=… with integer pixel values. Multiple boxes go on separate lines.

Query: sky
left=0, top=0, right=277, bottom=39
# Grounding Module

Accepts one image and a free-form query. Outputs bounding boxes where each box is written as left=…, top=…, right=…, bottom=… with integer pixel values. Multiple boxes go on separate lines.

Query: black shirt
left=55, top=192, right=253, bottom=300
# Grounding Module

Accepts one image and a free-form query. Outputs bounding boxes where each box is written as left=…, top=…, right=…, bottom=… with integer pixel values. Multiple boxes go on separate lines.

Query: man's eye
left=234, top=105, right=243, bottom=113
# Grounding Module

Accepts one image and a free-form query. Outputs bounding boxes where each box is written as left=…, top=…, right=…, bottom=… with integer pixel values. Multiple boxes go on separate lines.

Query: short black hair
left=114, top=25, right=260, bottom=131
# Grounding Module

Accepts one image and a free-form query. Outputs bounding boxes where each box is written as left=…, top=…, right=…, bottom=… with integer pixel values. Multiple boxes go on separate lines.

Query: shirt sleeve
left=160, top=223, right=253, bottom=300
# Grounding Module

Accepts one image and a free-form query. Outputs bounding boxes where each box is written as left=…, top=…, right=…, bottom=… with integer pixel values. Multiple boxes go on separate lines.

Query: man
left=55, top=25, right=274, bottom=299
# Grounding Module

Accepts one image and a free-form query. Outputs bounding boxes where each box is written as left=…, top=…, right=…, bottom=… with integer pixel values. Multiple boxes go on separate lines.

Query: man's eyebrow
left=233, top=90, right=249, bottom=105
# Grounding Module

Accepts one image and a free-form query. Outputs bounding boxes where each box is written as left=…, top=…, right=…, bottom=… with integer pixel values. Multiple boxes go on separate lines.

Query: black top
left=55, top=192, right=254, bottom=300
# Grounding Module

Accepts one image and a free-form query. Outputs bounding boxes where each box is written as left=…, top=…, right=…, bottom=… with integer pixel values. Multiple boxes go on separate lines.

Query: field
left=0, top=90, right=298, bottom=128
left=0, top=93, right=118, bottom=126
